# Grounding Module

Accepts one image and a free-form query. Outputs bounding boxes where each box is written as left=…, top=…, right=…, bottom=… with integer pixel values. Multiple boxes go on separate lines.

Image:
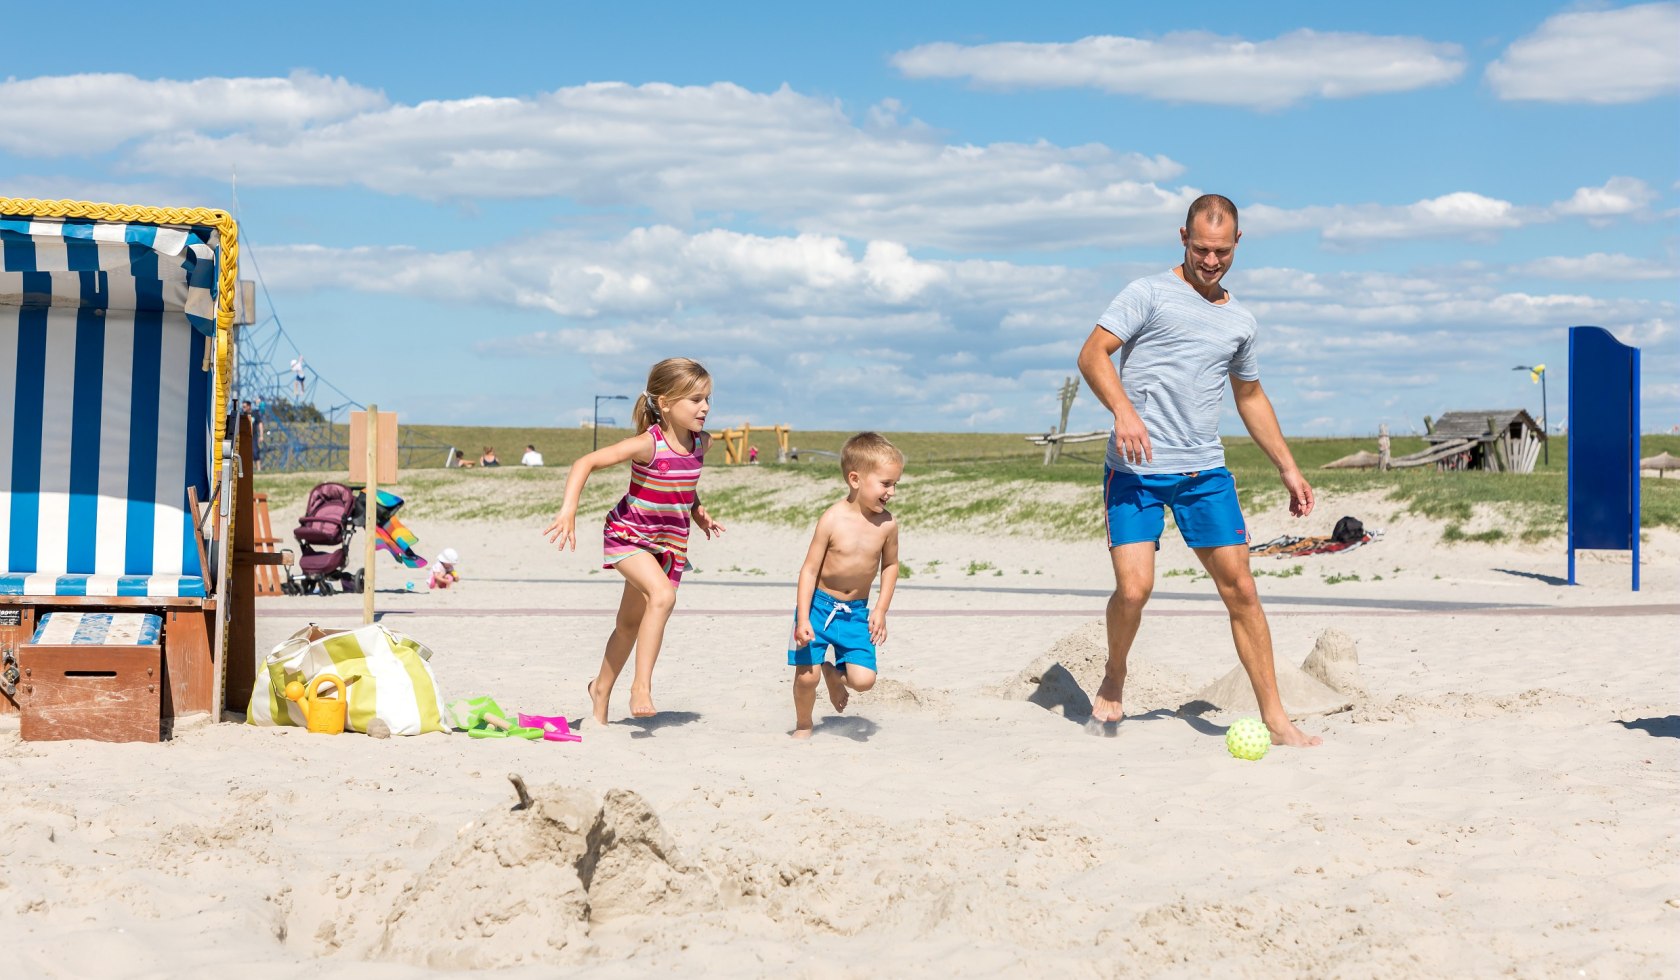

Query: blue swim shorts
left=1103, top=466, right=1248, bottom=550
left=787, top=588, right=877, bottom=673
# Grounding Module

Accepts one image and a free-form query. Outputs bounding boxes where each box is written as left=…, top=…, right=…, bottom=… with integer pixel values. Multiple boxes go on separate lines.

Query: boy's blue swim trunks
left=788, top=588, right=877, bottom=673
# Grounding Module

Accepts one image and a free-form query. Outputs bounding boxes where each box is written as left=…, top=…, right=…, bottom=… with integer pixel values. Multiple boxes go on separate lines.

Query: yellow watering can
left=284, top=674, right=357, bottom=734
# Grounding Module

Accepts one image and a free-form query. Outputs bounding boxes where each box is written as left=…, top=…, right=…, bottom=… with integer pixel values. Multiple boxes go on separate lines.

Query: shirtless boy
left=788, top=432, right=902, bottom=738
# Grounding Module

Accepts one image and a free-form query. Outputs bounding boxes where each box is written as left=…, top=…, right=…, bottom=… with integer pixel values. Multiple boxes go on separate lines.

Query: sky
left=2, top=0, right=1675, bottom=437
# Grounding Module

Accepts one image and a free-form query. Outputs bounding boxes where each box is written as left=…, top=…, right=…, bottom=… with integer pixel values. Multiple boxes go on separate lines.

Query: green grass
left=255, top=430, right=1680, bottom=543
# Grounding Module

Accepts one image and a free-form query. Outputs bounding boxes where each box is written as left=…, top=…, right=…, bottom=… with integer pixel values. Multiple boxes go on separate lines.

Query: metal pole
left=1541, top=373, right=1549, bottom=466
left=363, top=404, right=377, bottom=625
left=593, top=397, right=601, bottom=453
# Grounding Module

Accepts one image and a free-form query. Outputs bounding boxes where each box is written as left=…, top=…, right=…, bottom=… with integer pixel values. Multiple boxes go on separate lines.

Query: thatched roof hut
left=1642, top=451, right=1680, bottom=476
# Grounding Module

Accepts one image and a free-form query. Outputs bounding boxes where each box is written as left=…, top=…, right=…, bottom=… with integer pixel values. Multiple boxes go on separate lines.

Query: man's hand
left=867, top=609, right=888, bottom=644
left=693, top=504, right=726, bottom=540
left=794, top=620, right=814, bottom=646
left=1281, top=468, right=1314, bottom=518
left=1113, top=403, right=1153, bottom=465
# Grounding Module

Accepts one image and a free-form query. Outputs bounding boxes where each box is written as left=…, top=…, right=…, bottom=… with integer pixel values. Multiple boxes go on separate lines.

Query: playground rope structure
left=0, top=197, right=240, bottom=484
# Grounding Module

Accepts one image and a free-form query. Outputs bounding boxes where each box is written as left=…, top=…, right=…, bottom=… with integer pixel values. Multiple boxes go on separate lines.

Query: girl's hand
left=543, top=509, right=577, bottom=551
left=868, top=610, right=888, bottom=644
left=794, top=621, right=815, bottom=646
left=693, top=504, right=726, bottom=540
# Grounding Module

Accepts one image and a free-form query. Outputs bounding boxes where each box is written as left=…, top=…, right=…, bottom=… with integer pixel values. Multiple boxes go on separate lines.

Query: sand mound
left=1301, top=628, right=1366, bottom=697
left=855, top=677, right=944, bottom=712
left=376, top=785, right=712, bottom=969
left=1182, top=660, right=1352, bottom=719
left=1000, top=620, right=1191, bottom=719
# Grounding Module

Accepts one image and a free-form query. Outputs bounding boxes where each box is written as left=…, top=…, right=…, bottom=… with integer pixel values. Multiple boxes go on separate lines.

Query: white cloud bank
left=1486, top=2, right=1680, bottom=104
left=890, top=30, right=1464, bottom=109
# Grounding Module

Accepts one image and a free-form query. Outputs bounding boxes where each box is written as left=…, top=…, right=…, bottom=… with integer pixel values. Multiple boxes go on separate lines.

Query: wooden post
left=363, top=404, right=378, bottom=625
left=1378, top=423, right=1391, bottom=471
left=1487, top=416, right=1509, bottom=473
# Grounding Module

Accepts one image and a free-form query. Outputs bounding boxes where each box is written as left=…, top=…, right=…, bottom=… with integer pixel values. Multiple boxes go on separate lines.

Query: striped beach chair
left=0, top=198, right=241, bottom=720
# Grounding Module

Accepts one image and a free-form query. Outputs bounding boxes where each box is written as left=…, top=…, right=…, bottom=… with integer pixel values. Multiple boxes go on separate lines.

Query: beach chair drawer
left=17, top=645, right=164, bottom=743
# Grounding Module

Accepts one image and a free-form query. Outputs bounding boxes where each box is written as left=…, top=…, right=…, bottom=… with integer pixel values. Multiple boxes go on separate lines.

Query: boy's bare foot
left=822, top=665, right=849, bottom=712
left=1091, top=672, right=1125, bottom=723
left=1265, top=715, right=1323, bottom=747
left=629, top=684, right=657, bottom=718
left=791, top=726, right=813, bottom=740
left=587, top=681, right=609, bottom=727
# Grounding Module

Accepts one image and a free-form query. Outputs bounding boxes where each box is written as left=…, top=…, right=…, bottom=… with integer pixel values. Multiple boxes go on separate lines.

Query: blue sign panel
left=1566, top=326, right=1641, bottom=591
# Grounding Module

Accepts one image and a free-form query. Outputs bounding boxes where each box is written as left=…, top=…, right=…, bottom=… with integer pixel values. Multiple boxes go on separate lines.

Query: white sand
left=1, top=469, right=1676, bottom=977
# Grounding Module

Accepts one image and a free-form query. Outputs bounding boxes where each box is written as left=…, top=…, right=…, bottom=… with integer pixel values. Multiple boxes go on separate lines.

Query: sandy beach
left=2, top=466, right=1675, bottom=978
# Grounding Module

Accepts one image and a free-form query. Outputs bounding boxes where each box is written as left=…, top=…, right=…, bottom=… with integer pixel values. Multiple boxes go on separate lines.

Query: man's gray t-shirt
left=1096, top=270, right=1259, bottom=474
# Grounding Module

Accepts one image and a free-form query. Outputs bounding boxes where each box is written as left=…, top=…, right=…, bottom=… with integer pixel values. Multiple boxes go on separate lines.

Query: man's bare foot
left=629, top=684, right=657, bottom=718
left=1265, top=716, right=1323, bottom=747
left=1091, top=672, right=1125, bottom=723
left=587, top=681, right=609, bottom=726
left=791, top=726, right=813, bottom=740
left=822, top=665, right=849, bottom=712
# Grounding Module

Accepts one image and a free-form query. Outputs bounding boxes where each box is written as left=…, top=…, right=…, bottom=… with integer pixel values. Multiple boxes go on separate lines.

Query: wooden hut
left=1421, top=409, right=1546, bottom=473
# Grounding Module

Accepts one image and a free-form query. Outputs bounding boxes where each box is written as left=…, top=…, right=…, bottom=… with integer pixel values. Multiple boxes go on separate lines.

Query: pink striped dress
left=602, top=425, right=705, bottom=585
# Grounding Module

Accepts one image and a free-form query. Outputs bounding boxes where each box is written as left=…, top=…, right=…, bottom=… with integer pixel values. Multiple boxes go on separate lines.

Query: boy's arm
left=868, top=521, right=899, bottom=644
left=793, top=515, right=830, bottom=645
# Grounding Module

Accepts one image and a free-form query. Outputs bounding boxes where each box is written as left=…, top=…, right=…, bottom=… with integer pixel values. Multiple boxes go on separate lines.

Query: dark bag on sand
left=1331, top=516, right=1365, bottom=544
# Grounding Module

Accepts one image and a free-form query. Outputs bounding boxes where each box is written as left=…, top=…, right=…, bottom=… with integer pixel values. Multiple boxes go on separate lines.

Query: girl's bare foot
left=629, top=684, right=657, bottom=718
left=1265, top=715, right=1323, bottom=747
left=822, top=664, right=849, bottom=712
left=587, top=681, right=609, bottom=727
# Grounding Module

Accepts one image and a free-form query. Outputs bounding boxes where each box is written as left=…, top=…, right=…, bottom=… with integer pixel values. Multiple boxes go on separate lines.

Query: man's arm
left=1076, top=326, right=1152, bottom=464
left=1230, top=376, right=1314, bottom=518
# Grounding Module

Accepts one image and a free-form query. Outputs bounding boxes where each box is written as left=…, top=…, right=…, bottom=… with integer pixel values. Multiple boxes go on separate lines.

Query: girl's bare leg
left=612, top=552, right=677, bottom=717
left=590, top=578, right=646, bottom=725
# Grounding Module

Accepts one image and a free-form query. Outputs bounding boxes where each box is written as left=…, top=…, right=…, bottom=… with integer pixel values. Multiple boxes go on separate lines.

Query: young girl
left=544, top=358, right=724, bottom=723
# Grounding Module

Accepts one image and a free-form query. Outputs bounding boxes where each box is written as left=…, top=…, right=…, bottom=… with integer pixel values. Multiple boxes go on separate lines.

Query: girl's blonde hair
left=633, top=357, right=712, bottom=433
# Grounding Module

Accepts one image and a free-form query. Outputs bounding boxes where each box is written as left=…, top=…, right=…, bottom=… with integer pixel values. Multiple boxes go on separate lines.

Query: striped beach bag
left=246, top=624, right=450, bottom=735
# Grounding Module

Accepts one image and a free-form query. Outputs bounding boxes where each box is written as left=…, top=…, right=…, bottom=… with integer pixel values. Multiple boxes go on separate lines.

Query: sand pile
left=375, top=785, right=712, bottom=969
left=1183, top=628, right=1364, bottom=718
left=999, top=620, right=1192, bottom=718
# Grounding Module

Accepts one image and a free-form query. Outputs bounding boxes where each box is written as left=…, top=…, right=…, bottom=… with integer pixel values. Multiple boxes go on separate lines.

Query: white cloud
left=85, top=78, right=1186, bottom=250
left=1551, top=176, right=1658, bottom=218
left=1486, top=3, right=1680, bottom=104
left=890, top=30, right=1464, bottom=109
left=1508, top=253, right=1676, bottom=281
left=1249, top=191, right=1533, bottom=243
left=0, top=71, right=385, bottom=155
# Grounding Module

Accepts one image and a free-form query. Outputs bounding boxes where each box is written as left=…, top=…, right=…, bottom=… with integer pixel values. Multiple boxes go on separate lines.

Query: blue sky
left=2, top=0, right=1674, bottom=436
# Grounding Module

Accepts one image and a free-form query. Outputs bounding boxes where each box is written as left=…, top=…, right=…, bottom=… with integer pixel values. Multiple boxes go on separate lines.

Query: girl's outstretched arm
left=544, top=431, right=655, bottom=550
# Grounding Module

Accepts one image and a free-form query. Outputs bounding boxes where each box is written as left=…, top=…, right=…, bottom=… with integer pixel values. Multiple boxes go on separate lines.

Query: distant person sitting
left=521, top=444, right=544, bottom=466
left=450, top=448, right=476, bottom=469
left=480, top=446, right=501, bottom=467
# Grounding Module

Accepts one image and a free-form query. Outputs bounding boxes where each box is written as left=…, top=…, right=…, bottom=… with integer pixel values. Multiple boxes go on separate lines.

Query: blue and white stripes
left=1, top=218, right=214, bottom=598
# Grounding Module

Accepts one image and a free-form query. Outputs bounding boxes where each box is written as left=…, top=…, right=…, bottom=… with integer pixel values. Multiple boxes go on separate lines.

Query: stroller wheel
left=354, top=570, right=366, bottom=594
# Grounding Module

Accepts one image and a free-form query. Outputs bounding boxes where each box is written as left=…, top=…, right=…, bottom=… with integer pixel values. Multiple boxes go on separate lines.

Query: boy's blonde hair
left=840, top=431, right=903, bottom=478
left=633, top=357, right=711, bottom=432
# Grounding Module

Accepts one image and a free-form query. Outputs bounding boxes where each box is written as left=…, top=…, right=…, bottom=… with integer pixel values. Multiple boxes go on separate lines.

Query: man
left=1076, top=194, right=1321, bottom=748
left=521, top=444, right=545, bottom=466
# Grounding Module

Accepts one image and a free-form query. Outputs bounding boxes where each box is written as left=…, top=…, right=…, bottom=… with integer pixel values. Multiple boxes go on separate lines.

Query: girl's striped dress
left=602, top=424, right=705, bottom=585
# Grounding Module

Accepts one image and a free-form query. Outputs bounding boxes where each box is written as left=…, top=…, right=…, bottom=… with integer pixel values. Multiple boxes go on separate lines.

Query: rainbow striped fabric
left=602, top=424, right=703, bottom=584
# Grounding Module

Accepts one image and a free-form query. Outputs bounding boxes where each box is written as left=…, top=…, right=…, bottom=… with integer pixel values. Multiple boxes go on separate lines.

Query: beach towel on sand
left=246, top=623, right=450, bottom=735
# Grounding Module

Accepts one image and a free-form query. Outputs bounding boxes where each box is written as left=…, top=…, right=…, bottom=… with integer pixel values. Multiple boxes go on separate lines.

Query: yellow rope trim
left=0, top=197, right=239, bottom=484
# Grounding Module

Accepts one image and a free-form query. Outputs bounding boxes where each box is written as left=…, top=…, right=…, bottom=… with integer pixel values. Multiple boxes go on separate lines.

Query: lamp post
left=1512, top=365, right=1548, bottom=465
left=593, top=394, right=630, bottom=453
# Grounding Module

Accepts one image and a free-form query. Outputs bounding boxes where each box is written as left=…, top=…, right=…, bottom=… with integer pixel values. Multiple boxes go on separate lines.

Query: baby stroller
left=281, top=482, right=365, bottom=595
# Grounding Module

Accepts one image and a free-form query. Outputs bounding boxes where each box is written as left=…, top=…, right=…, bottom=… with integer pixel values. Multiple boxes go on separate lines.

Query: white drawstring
left=822, top=600, right=853, bottom=631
